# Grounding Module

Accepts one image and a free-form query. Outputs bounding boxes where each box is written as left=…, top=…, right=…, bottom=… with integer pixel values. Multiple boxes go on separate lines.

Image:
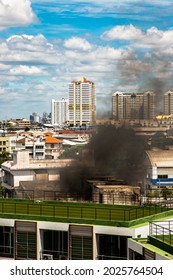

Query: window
left=43, top=230, right=68, bottom=260
left=0, top=226, right=14, bottom=257
left=15, top=221, right=37, bottom=260
left=158, top=175, right=168, bottom=179
left=35, top=146, right=44, bottom=149
left=97, top=235, right=129, bottom=260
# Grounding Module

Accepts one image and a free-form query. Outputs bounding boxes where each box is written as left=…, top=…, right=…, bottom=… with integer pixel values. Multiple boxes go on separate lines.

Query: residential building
left=15, top=131, right=63, bottom=159
left=164, top=91, right=173, bottom=115
left=0, top=135, right=17, bottom=156
left=51, top=98, right=69, bottom=126
left=0, top=199, right=172, bottom=260
left=1, top=150, right=73, bottom=193
left=112, top=91, right=156, bottom=120
left=45, top=135, right=63, bottom=159
left=143, top=91, right=156, bottom=120
left=68, top=77, right=96, bottom=127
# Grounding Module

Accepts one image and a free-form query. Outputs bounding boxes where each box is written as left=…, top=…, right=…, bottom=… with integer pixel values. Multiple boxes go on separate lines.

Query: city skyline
left=0, top=1, right=173, bottom=120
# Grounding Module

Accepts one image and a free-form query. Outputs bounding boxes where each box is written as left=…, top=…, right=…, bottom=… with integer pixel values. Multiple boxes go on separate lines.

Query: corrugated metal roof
left=146, top=150, right=173, bottom=166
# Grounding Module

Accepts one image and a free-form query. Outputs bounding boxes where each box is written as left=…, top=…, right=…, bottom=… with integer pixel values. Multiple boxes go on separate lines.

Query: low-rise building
left=1, top=150, right=73, bottom=194
left=145, top=149, right=173, bottom=187
left=45, top=136, right=63, bottom=159
left=92, top=184, right=140, bottom=205
left=16, top=133, right=63, bottom=159
left=0, top=135, right=17, bottom=156
left=0, top=199, right=172, bottom=260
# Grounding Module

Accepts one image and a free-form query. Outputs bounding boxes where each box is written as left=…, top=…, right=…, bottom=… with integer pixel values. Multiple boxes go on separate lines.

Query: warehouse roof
left=146, top=149, right=173, bottom=167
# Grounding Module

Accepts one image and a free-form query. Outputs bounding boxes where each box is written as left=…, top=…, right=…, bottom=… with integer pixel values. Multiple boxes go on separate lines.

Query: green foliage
left=146, top=190, right=160, bottom=197
left=59, top=146, right=83, bottom=159
left=1, top=150, right=10, bottom=158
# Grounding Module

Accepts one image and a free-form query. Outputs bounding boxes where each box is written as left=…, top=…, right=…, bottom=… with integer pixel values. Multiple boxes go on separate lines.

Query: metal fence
left=149, top=221, right=173, bottom=246
left=0, top=199, right=170, bottom=222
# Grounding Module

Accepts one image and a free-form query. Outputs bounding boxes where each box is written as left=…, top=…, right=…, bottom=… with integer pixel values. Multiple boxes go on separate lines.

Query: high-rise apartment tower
left=51, top=98, right=69, bottom=126
left=112, top=91, right=155, bottom=120
left=164, top=91, right=173, bottom=115
left=68, top=77, right=96, bottom=127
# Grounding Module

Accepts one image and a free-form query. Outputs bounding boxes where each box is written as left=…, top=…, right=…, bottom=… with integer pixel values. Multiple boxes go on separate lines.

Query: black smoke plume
left=60, top=125, right=148, bottom=199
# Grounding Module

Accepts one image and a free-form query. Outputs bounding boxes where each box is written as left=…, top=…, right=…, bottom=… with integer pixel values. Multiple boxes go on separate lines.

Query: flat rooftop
left=0, top=199, right=173, bottom=227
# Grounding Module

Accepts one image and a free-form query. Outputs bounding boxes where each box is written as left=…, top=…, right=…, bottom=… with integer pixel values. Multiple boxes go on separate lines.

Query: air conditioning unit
left=42, top=254, right=53, bottom=260
left=59, top=255, right=68, bottom=260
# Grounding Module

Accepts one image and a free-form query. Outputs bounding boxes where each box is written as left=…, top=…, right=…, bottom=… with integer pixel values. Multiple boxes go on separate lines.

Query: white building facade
left=51, top=98, right=69, bottom=126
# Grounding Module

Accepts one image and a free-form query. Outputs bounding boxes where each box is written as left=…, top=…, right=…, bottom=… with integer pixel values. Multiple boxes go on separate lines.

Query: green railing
left=0, top=199, right=170, bottom=223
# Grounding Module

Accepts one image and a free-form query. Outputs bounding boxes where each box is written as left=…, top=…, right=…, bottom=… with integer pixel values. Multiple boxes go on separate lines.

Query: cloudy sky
left=0, top=0, right=173, bottom=120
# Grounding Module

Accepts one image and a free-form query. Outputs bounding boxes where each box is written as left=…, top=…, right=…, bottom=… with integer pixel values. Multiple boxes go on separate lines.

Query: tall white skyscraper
left=68, top=77, right=96, bottom=127
left=51, top=98, right=69, bottom=126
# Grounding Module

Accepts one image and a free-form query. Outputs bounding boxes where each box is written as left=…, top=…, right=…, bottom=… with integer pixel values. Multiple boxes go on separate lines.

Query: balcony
left=148, top=221, right=173, bottom=255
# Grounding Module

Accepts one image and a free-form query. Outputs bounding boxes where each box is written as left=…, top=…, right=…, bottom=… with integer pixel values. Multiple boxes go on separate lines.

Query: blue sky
left=0, top=0, right=173, bottom=120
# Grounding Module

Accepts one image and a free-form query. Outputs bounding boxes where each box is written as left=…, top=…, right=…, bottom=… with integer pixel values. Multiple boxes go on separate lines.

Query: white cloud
left=101, top=25, right=173, bottom=51
left=0, top=34, right=61, bottom=65
left=64, top=37, right=92, bottom=51
left=0, top=0, right=37, bottom=30
left=9, top=65, right=48, bottom=76
left=0, top=63, right=10, bottom=71
left=0, top=87, right=5, bottom=95
left=101, top=24, right=143, bottom=41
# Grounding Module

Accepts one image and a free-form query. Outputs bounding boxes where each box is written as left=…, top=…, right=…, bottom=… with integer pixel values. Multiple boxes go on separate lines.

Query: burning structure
left=1, top=125, right=149, bottom=204
left=59, top=125, right=148, bottom=203
left=88, top=177, right=140, bottom=205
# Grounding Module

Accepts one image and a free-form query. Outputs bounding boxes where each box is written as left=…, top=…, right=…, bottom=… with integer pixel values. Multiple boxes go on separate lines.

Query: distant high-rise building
left=68, top=77, right=96, bottom=127
left=30, top=112, right=40, bottom=123
left=51, top=98, right=69, bottom=126
left=112, top=91, right=155, bottom=120
left=143, top=91, right=156, bottom=120
left=164, top=91, right=173, bottom=115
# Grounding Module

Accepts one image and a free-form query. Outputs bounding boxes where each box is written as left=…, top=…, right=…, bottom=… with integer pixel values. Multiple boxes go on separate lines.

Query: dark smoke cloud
left=89, top=125, right=148, bottom=183
left=116, top=58, right=171, bottom=115
left=147, top=78, right=164, bottom=115
left=60, top=125, right=148, bottom=199
left=96, top=95, right=112, bottom=120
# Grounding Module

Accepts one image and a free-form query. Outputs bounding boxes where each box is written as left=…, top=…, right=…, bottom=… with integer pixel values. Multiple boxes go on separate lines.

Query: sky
left=0, top=0, right=173, bottom=120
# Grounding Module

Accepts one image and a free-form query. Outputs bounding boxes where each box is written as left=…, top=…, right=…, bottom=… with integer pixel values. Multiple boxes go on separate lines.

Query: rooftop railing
left=149, top=221, right=173, bottom=246
left=0, top=199, right=171, bottom=225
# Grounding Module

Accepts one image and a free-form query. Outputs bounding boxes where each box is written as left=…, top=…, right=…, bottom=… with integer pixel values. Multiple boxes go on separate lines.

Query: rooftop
left=146, top=150, right=173, bottom=167
left=0, top=199, right=173, bottom=227
left=45, top=136, right=62, bottom=144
